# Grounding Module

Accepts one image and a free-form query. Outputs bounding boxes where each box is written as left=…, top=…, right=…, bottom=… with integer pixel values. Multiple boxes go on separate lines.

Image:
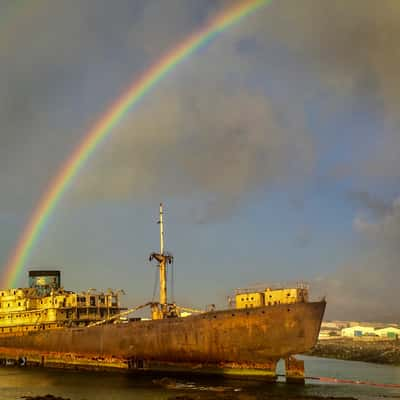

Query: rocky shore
left=20, top=395, right=356, bottom=400
left=308, top=338, right=400, bottom=365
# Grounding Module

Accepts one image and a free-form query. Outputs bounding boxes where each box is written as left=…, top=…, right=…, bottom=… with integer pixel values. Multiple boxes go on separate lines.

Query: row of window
left=244, top=301, right=282, bottom=307
left=0, top=310, right=47, bottom=320
left=0, top=323, right=60, bottom=333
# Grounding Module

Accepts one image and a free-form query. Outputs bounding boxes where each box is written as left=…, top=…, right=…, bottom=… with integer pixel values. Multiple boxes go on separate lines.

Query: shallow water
left=0, top=356, right=399, bottom=400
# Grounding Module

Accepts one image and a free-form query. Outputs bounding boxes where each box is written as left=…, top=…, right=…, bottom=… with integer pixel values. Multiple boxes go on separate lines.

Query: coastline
left=307, top=338, right=400, bottom=365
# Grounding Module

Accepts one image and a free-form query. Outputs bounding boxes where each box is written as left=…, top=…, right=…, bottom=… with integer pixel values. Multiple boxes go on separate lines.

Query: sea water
left=0, top=356, right=399, bottom=400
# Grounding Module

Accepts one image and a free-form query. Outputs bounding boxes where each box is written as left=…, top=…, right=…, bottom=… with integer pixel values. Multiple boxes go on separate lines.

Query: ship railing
left=235, top=281, right=309, bottom=294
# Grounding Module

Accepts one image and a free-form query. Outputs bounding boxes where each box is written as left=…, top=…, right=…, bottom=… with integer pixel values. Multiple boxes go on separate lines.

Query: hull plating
left=0, top=301, right=325, bottom=374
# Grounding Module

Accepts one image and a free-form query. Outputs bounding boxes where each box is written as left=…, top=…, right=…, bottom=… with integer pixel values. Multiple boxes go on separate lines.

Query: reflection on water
left=0, top=356, right=399, bottom=400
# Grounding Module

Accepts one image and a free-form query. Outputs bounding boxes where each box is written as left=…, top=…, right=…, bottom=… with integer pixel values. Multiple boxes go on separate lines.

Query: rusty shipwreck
left=0, top=204, right=326, bottom=381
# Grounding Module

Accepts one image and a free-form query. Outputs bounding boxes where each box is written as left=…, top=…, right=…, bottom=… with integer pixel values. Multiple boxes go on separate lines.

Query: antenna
left=159, top=203, right=164, bottom=255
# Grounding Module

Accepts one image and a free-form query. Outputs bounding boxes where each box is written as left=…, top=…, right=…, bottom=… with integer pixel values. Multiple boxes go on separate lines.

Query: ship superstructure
left=235, top=284, right=309, bottom=309
left=0, top=270, right=123, bottom=335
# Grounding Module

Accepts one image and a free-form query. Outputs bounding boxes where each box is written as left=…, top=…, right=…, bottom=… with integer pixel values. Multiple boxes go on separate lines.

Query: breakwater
left=308, top=339, right=400, bottom=365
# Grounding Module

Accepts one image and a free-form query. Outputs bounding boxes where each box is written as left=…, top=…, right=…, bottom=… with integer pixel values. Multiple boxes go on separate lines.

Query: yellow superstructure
left=235, top=292, right=265, bottom=309
left=0, top=271, right=124, bottom=335
left=235, top=285, right=309, bottom=309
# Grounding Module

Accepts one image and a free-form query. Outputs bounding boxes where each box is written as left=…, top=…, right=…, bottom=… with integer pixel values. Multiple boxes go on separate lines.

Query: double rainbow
left=2, top=0, right=269, bottom=288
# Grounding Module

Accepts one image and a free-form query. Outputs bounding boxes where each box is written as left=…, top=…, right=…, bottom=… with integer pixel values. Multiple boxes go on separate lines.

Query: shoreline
left=307, top=338, right=400, bottom=365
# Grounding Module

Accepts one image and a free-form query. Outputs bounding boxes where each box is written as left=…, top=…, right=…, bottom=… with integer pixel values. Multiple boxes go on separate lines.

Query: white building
left=341, top=325, right=376, bottom=337
left=375, top=327, right=400, bottom=339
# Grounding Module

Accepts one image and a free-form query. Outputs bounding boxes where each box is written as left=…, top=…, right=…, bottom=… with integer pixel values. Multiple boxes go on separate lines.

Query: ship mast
left=159, top=203, right=167, bottom=308
left=149, top=203, right=173, bottom=319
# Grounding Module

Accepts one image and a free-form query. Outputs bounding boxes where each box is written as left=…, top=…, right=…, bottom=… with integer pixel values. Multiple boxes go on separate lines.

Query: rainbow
left=2, top=0, right=269, bottom=289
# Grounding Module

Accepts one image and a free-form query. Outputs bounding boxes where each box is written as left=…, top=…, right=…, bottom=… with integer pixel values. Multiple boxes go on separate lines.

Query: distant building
left=375, top=327, right=400, bottom=339
left=321, top=321, right=349, bottom=330
left=341, top=326, right=376, bottom=337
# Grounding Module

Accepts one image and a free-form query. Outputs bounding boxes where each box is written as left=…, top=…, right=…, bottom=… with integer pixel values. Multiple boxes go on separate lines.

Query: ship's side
left=0, top=299, right=325, bottom=378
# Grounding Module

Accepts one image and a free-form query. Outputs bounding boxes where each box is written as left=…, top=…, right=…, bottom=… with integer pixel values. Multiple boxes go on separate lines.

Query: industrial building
left=340, top=325, right=400, bottom=339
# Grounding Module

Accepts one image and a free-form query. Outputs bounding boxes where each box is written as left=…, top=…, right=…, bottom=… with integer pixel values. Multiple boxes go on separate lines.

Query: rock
left=153, top=376, right=178, bottom=388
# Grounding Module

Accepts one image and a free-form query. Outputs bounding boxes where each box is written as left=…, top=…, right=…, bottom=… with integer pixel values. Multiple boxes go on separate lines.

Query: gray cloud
left=316, top=196, right=400, bottom=322
left=72, top=80, right=314, bottom=221
left=0, top=1, right=232, bottom=212
left=3, top=0, right=400, bottom=212
left=234, top=0, right=400, bottom=179
left=348, top=191, right=392, bottom=218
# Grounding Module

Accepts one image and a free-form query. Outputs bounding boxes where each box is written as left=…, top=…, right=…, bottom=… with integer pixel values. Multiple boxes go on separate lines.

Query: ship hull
left=0, top=300, right=325, bottom=378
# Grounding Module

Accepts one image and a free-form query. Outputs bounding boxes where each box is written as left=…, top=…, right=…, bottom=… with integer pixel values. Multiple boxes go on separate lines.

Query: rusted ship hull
left=0, top=300, right=325, bottom=378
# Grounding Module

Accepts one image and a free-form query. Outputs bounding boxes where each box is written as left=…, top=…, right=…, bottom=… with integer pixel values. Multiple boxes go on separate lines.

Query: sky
left=0, top=0, right=399, bottom=322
